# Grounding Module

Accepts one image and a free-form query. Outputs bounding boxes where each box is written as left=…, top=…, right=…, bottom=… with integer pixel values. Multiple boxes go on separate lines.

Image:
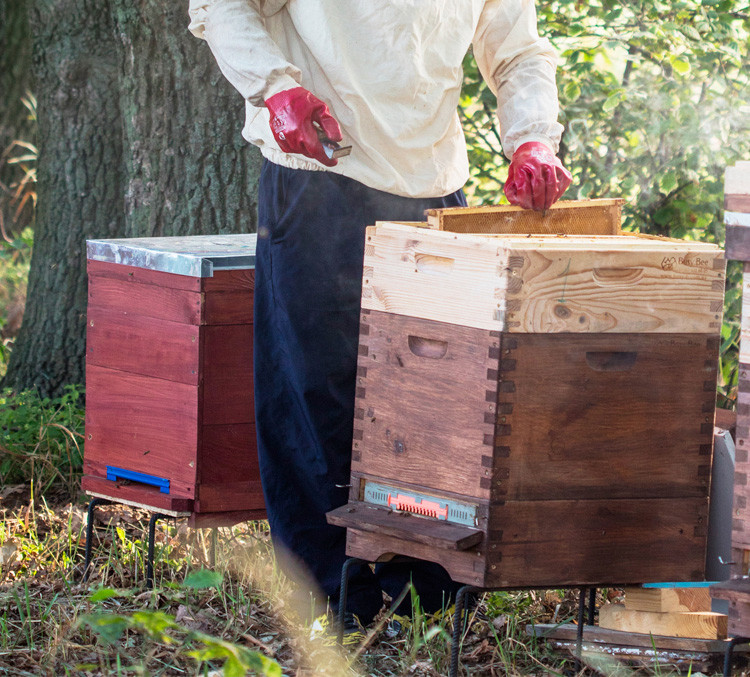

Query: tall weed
left=0, top=384, right=85, bottom=499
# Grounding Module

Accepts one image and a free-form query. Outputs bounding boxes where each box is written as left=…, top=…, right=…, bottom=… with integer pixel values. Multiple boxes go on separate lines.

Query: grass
left=0, top=491, right=730, bottom=676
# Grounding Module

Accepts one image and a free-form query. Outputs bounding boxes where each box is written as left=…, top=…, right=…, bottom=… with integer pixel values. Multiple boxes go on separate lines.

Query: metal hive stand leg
left=83, top=497, right=111, bottom=582
left=449, top=585, right=479, bottom=677
left=337, top=557, right=366, bottom=645
left=146, top=513, right=168, bottom=589
left=724, top=636, right=750, bottom=677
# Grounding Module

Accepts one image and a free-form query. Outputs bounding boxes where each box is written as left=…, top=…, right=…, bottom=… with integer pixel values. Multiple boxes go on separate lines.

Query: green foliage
left=0, top=384, right=85, bottom=497
left=0, top=227, right=32, bottom=376
left=183, top=567, right=224, bottom=590
left=81, top=585, right=282, bottom=677
left=461, top=1, right=750, bottom=407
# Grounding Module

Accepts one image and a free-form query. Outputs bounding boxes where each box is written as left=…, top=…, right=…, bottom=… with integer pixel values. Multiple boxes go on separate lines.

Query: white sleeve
left=188, top=0, right=301, bottom=107
left=472, top=0, right=564, bottom=159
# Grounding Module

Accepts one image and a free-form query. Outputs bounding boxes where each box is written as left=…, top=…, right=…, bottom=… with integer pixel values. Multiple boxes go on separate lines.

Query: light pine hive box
left=328, top=202, right=726, bottom=588
left=82, top=234, right=265, bottom=527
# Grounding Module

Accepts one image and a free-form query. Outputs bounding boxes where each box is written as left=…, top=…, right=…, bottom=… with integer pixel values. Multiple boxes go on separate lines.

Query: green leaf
left=660, top=170, right=679, bottom=194
left=80, top=613, right=131, bottom=645
left=89, top=588, right=129, bottom=603
left=670, top=55, right=691, bottom=74
left=563, top=80, right=581, bottom=101
left=182, top=568, right=224, bottom=590
left=602, top=92, right=623, bottom=112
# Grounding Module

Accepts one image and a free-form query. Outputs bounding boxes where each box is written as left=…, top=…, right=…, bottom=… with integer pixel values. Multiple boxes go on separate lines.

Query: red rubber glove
left=504, top=142, right=572, bottom=211
left=265, top=87, right=342, bottom=168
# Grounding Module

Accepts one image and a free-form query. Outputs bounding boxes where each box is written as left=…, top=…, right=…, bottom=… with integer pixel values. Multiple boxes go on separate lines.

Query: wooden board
left=353, top=311, right=497, bottom=499
left=84, top=365, right=199, bottom=492
left=354, top=310, right=718, bottom=502
left=202, top=268, right=255, bottom=293
left=529, top=623, right=744, bottom=672
left=82, top=476, right=193, bottom=513
left=425, top=198, right=623, bottom=235
left=624, top=586, right=712, bottom=613
left=327, top=502, right=483, bottom=550
left=484, top=498, right=708, bottom=587
left=711, top=578, right=750, bottom=636
left=531, top=622, right=734, bottom=653
left=201, top=324, right=254, bottom=425
left=87, top=258, right=202, bottom=292
left=344, top=497, right=707, bottom=587
left=197, top=423, right=263, bottom=514
left=88, top=272, right=203, bottom=325
left=362, top=222, right=725, bottom=333
left=599, top=603, right=727, bottom=640
left=203, top=290, right=253, bottom=325
left=87, top=307, right=201, bottom=385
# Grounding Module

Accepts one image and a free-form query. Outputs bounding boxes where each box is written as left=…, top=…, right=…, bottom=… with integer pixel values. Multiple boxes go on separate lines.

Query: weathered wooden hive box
left=82, top=234, right=265, bottom=527
left=328, top=200, right=726, bottom=588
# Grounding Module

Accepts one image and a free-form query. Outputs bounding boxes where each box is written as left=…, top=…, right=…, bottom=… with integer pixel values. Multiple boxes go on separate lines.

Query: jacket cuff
left=262, top=74, right=302, bottom=103
left=507, top=134, right=556, bottom=158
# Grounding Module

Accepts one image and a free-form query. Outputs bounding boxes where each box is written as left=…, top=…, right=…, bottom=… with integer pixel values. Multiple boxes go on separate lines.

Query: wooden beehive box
left=82, top=234, right=265, bottom=527
left=328, top=206, right=726, bottom=588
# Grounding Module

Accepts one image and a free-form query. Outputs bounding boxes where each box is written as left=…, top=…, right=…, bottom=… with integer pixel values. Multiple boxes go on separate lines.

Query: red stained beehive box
left=82, top=234, right=264, bottom=527
left=328, top=204, right=726, bottom=588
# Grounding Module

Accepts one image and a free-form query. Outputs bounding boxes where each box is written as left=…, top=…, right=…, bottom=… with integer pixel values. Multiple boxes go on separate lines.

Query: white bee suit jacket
left=188, top=0, right=564, bottom=198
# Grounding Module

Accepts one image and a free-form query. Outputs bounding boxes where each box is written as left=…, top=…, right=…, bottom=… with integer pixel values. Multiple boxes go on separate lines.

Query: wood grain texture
left=203, top=290, right=253, bottom=325
left=624, top=587, right=712, bottom=613
left=82, top=475, right=193, bottom=512
left=196, top=481, right=265, bottom=513
left=327, top=502, right=483, bottom=550
left=197, top=423, right=264, bottom=513
left=201, top=324, right=254, bottom=425
left=362, top=222, right=725, bottom=333
left=202, top=268, right=255, bottom=293
left=425, top=198, right=623, bottom=235
left=199, top=423, right=259, bottom=484
left=85, top=365, right=199, bottom=490
left=530, top=623, right=734, bottom=653
left=87, top=307, right=201, bottom=384
left=344, top=496, right=706, bottom=587
left=598, top=603, right=727, bottom=640
left=187, top=509, right=266, bottom=528
left=88, top=272, right=202, bottom=325
left=485, top=498, right=708, bottom=587
left=711, top=578, right=750, bottom=636
left=494, top=332, right=718, bottom=501
left=352, top=311, right=498, bottom=499
left=354, top=312, right=718, bottom=503
left=345, top=527, right=489, bottom=586
left=87, top=259, right=202, bottom=292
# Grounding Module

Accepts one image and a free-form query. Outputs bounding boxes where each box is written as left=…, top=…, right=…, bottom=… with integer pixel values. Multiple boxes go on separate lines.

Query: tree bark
left=0, top=0, right=35, bottom=235
left=2, top=0, right=261, bottom=397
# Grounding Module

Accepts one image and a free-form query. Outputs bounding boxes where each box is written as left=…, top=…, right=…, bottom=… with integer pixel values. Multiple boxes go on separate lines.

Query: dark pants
left=254, top=160, right=467, bottom=624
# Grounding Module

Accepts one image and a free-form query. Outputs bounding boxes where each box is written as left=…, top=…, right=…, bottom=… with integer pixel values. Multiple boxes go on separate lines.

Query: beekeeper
left=188, top=0, right=572, bottom=635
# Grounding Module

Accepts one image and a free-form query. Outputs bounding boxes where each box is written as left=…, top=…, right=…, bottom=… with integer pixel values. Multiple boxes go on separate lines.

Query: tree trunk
left=2, top=0, right=261, bottom=397
left=0, top=0, right=35, bottom=235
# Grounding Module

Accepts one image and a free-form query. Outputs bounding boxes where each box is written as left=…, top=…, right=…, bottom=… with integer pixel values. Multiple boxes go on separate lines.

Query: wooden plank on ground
left=599, top=603, right=727, bottom=639
left=529, top=623, right=745, bottom=672
left=624, top=586, right=712, bottom=613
